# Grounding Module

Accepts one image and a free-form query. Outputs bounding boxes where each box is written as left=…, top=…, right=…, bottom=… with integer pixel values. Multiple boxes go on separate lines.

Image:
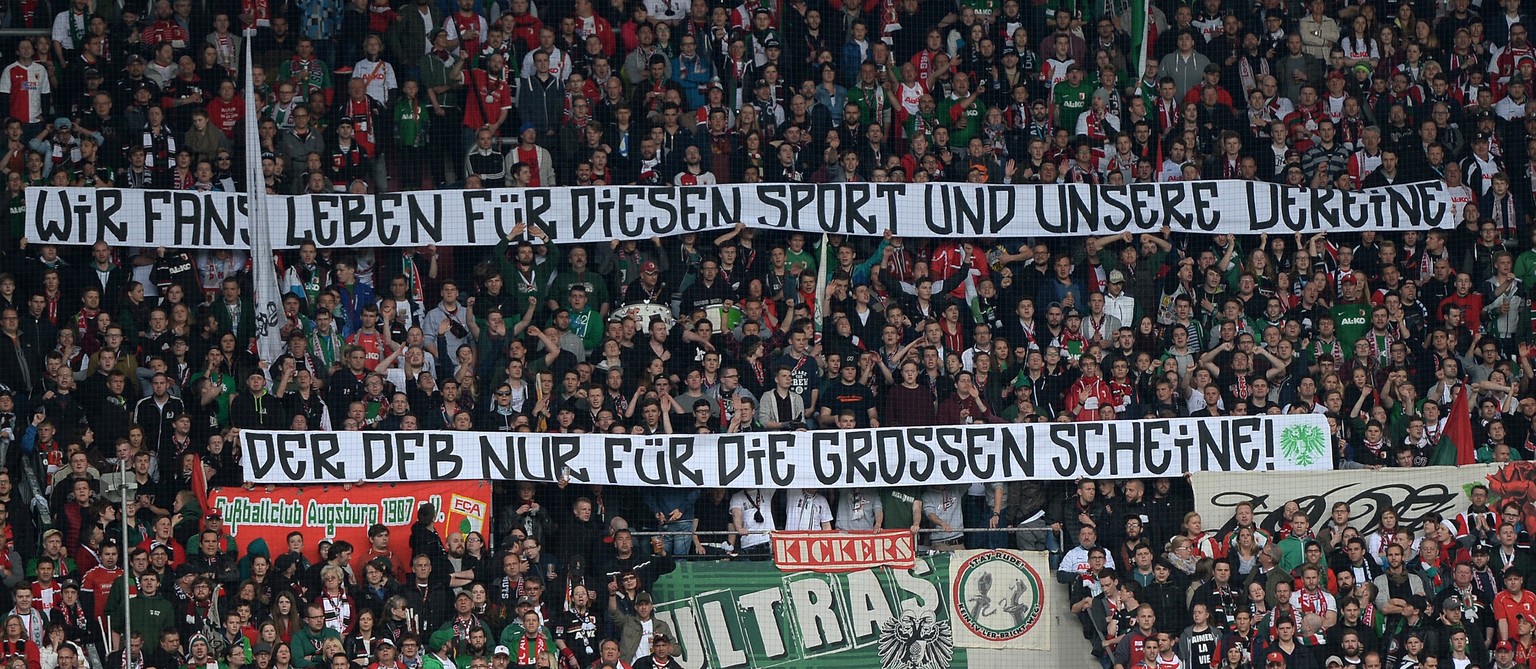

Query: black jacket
left=229, top=390, right=288, bottom=430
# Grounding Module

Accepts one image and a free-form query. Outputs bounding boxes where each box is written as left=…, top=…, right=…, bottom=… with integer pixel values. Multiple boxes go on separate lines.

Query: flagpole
left=814, top=233, right=830, bottom=339
left=117, top=458, right=129, bottom=668
left=1130, top=0, right=1148, bottom=84
left=245, top=27, right=285, bottom=363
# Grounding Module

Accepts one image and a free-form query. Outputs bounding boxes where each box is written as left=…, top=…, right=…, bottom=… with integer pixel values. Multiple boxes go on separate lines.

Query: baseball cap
left=375, top=637, right=396, bottom=648
left=1339, top=274, right=1358, bottom=284
left=1497, top=640, right=1515, bottom=652
left=205, top=510, right=222, bottom=520
left=1204, top=63, right=1222, bottom=73
left=1325, top=656, right=1343, bottom=667
left=52, top=118, right=71, bottom=130
left=1108, top=270, right=1125, bottom=283
left=636, top=591, right=654, bottom=604
left=493, top=646, right=511, bottom=657
left=641, top=260, right=659, bottom=274
left=516, top=596, right=537, bottom=607
left=1267, top=651, right=1286, bottom=665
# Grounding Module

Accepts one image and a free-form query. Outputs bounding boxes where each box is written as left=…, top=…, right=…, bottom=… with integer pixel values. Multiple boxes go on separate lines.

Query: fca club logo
left=951, top=550, right=1044, bottom=642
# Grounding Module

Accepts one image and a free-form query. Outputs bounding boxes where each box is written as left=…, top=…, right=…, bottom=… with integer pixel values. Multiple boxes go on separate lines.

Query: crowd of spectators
left=0, top=0, right=1527, bottom=665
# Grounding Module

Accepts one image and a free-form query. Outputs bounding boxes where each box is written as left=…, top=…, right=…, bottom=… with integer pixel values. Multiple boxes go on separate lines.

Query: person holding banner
left=20, top=0, right=1536, bottom=662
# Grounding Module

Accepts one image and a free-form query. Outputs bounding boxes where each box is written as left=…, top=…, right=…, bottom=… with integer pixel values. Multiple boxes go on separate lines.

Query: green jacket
left=497, top=625, right=555, bottom=660
left=568, top=305, right=604, bottom=354
left=211, top=298, right=257, bottom=344
left=1515, top=249, right=1536, bottom=292
left=495, top=237, right=561, bottom=309
left=115, top=593, right=174, bottom=645
left=550, top=269, right=610, bottom=310
left=290, top=626, right=342, bottom=668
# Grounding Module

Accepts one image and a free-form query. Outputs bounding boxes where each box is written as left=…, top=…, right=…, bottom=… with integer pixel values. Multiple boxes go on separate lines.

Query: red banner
left=771, top=530, right=917, bottom=572
left=208, top=482, right=493, bottom=570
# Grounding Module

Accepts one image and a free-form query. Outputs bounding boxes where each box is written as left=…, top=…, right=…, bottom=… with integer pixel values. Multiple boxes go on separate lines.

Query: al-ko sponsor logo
left=951, top=551, right=1044, bottom=642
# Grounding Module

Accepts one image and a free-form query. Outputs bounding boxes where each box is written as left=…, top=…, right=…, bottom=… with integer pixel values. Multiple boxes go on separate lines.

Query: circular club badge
left=951, top=550, right=1045, bottom=642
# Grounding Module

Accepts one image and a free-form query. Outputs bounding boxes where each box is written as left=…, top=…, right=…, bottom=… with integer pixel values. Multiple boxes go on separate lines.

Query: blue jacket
left=839, top=40, right=869, bottom=87
left=643, top=489, right=701, bottom=523
left=334, top=281, right=376, bottom=339
left=672, top=53, right=714, bottom=110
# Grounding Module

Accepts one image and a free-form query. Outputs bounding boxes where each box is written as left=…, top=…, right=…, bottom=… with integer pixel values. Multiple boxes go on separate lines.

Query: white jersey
left=351, top=58, right=399, bottom=104
left=897, top=81, right=926, bottom=116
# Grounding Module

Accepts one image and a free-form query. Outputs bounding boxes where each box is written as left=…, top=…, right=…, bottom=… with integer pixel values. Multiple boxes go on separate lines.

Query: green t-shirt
left=847, top=83, right=887, bottom=127
left=1477, top=445, right=1523, bottom=463
left=393, top=96, right=429, bottom=148
left=958, top=0, right=997, bottom=19
left=939, top=95, right=987, bottom=147
left=785, top=247, right=816, bottom=276
left=1053, top=81, right=1094, bottom=135
left=1329, top=303, right=1371, bottom=356
left=190, top=372, right=237, bottom=426
left=551, top=269, right=611, bottom=310
left=880, top=488, right=923, bottom=529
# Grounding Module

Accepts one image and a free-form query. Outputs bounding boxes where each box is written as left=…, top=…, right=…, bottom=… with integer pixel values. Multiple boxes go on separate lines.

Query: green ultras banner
left=650, top=552, right=967, bottom=669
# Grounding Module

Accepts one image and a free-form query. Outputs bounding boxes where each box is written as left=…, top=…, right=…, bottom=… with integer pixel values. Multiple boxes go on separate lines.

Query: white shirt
left=50, top=9, right=87, bottom=49
left=784, top=489, right=834, bottom=531
left=1104, top=291, right=1135, bottom=326
left=352, top=58, right=399, bottom=104
left=729, top=489, right=777, bottom=548
left=634, top=619, right=654, bottom=661
left=1058, top=545, right=1117, bottom=580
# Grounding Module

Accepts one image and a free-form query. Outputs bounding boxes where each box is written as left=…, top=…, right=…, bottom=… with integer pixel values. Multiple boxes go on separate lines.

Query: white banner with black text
left=240, top=414, right=1333, bottom=486
left=29, top=180, right=1449, bottom=249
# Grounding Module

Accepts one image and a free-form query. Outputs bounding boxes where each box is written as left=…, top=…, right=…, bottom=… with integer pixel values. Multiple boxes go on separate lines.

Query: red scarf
left=1295, top=589, right=1329, bottom=616
left=517, top=630, right=547, bottom=665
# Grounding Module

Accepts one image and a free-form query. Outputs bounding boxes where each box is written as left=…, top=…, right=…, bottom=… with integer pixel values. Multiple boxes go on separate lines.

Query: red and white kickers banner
left=772, top=529, right=917, bottom=572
